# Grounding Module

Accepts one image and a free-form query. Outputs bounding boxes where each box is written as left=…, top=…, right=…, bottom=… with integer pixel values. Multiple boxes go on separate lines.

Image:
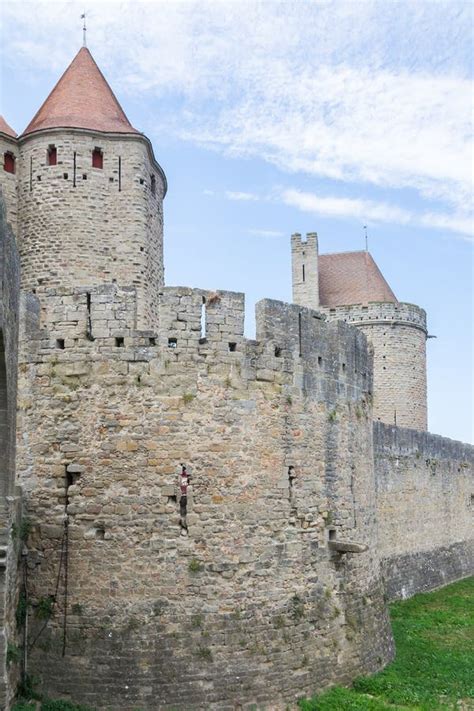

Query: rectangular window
left=47, top=146, right=57, bottom=166
left=92, top=148, right=103, bottom=169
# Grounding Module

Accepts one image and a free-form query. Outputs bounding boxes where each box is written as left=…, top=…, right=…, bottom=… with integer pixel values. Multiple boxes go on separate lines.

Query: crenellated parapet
left=21, top=284, right=373, bottom=409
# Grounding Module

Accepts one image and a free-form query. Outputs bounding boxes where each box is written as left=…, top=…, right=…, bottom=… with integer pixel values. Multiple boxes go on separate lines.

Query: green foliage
left=35, top=595, right=55, bottom=620
left=191, top=613, right=203, bottom=628
left=182, top=392, right=195, bottom=404
left=195, top=645, right=213, bottom=661
left=11, top=703, right=36, bottom=711
left=328, top=409, right=337, bottom=422
left=12, top=518, right=32, bottom=543
left=41, top=700, right=95, bottom=711
left=299, top=577, right=474, bottom=711
left=17, top=673, right=41, bottom=701
left=290, top=594, right=304, bottom=621
left=6, top=641, right=21, bottom=666
left=188, top=558, right=203, bottom=573
left=16, top=591, right=28, bottom=627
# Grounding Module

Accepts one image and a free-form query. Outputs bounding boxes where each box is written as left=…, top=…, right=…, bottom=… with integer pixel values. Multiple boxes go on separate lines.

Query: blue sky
left=1, top=0, right=472, bottom=442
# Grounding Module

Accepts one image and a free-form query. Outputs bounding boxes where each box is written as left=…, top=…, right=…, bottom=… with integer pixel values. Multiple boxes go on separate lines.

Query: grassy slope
left=300, top=577, right=474, bottom=711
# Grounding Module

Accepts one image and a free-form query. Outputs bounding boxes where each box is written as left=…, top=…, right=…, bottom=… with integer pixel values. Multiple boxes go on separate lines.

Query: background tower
left=13, top=48, right=167, bottom=330
left=291, top=241, right=428, bottom=430
left=291, top=231, right=319, bottom=310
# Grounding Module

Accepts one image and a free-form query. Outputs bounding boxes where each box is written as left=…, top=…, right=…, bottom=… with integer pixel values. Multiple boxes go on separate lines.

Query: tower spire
left=81, top=11, right=87, bottom=47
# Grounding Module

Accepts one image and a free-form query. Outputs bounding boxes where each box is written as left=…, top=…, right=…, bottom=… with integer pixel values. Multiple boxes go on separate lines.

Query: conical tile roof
left=23, top=47, right=139, bottom=136
left=0, top=115, right=17, bottom=138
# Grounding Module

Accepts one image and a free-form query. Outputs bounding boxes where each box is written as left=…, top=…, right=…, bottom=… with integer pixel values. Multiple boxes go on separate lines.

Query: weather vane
left=81, top=11, right=87, bottom=47
left=364, top=225, right=368, bottom=252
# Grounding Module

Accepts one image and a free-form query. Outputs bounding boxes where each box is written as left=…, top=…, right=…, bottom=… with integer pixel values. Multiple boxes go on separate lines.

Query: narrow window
left=274, top=346, right=282, bottom=357
left=200, top=298, right=206, bottom=342
left=328, top=529, right=336, bottom=541
left=302, top=264, right=305, bottom=282
left=149, top=337, right=156, bottom=346
left=168, top=338, right=177, bottom=348
left=4, top=152, right=15, bottom=174
left=298, top=312, right=302, bottom=357
left=228, top=342, right=237, bottom=352
left=115, top=337, right=124, bottom=347
left=56, top=339, right=65, bottom=350
left=92, top=148, right=103, bottom=169
left=151, top=174, right=156, bottom=196
left=73, top=151, right=76, bottom=187
left=47, top=145, right=57, bottom=166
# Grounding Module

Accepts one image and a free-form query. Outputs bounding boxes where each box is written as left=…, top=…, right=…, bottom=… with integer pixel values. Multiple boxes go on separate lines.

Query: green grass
left=12, top=700, right=95, bottom=711
left=300, top=577, right=474, bottom=711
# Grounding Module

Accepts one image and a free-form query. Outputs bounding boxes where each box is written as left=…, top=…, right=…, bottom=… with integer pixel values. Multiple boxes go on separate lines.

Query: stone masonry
left=0, top=44, right=471, bottom=710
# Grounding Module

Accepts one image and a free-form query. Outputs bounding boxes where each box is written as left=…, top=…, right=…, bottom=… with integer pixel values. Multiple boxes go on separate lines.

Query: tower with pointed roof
left=291, top=233, right=428, bottom=430
left=1, top=47, right=166, bottom=329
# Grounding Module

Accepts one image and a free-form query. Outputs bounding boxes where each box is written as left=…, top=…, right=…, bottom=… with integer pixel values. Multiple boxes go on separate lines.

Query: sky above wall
left=0, top=0, right=472, bottom=443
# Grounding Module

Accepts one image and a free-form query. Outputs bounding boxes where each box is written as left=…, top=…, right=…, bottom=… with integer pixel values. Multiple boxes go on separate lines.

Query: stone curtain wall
left=0, top=195, right=23, bottom=710
left=17, top=130, right=164, bottom=330
left=374, top=422, right=474, bottom=600
left=15, top=287, right=393, bottom=710
left=322, top=303, right=427, bottom=431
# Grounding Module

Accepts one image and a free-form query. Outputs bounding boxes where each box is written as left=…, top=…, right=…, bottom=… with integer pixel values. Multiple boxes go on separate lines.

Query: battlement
left=21, top=284, right=373, bottom=407
left=320, top=301, right=427, bottom=334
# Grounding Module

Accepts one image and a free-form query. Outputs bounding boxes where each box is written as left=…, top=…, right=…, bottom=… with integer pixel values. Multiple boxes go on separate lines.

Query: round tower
left=17, top=47, right=166, bottom=329
left=323, top=302, right=428, bottom=430
left=0, top=116, right=19, bottom=234
left=295, top=246, right=429, bottom=431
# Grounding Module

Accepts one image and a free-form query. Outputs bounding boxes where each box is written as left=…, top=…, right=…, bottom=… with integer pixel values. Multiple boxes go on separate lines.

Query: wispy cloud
left=282, top=189, right=473, bottom=239
left=2, top=1, right=472, bottom=236
left=225, top=191, right=260, bottom=202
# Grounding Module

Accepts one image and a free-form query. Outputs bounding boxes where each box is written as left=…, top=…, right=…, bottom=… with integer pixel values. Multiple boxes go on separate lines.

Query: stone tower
left=291, top=231, right=319, bottom=310
left=291, top=241, right=428, bottom=430
left=2, top=47, right=166, bottom=330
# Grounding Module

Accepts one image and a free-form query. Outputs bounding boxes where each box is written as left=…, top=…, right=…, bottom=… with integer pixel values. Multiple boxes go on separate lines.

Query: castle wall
left=0, top=195, right=23, bottom=709
left=374, top=422, right=474, bottom=600
left=322, top=303, right=427, bottom=430
left=15, top=286, right=393, bottom=710
left=0, top=135, right=19, bottom=236
left=17, top=130, right=165, bottom=330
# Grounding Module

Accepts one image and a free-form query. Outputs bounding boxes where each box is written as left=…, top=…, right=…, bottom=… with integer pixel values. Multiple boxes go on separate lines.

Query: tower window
left=151, top=174, right=156, bottom=196
left=302, top=264, right=305, bottom=282
left=3, top=152, right=15, bottom=174
left=47, top=145, right=57, bottom=166
left=92, top=148, right=103, bottom=169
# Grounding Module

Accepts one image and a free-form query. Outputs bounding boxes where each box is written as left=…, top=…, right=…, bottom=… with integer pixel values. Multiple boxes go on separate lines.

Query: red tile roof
left=0, top=115, right=17, bottom=138
left=319, top=251, right=397, bottom=307
left=22, top=47, right=139, bottom=136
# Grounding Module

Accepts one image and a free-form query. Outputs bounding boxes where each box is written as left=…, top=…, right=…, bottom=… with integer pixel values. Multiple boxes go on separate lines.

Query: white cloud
left=225, top=191, right=260, bottom=202
left=282, top=188, right=473, bottom=239
left=2, top=0, right=471, bottom=223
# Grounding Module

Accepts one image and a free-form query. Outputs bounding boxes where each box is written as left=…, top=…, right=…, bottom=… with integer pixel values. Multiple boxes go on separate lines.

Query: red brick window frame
left=92, top=148, right=103, bottom=169
left=3, top=152, right=15, bottom=174
left=47, top=145, right=57, bottom=166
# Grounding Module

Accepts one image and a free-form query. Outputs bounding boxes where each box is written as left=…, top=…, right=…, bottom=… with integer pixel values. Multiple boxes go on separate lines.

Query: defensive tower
left=291, top=235, right=428, bottom=430
left=1, top=48, right=166, bottom=330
